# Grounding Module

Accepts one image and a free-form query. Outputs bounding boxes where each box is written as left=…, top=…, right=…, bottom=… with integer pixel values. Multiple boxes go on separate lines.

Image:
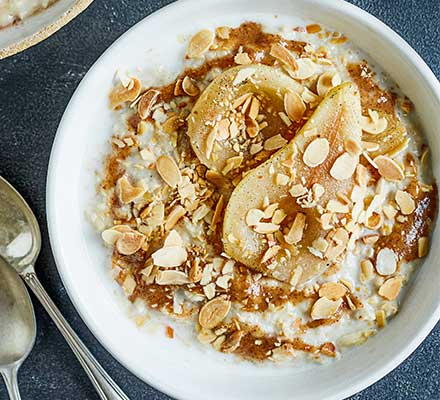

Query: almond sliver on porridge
left=89, top=22, right=437, bottom=363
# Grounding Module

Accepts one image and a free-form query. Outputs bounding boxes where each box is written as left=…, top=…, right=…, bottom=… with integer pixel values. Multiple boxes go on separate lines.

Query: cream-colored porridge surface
left=0, top=0, right=55, bottom=27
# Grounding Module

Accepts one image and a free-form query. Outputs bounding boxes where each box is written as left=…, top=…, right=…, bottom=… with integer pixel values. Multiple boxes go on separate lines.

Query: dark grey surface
left=0, top=0, right=439, bottom=399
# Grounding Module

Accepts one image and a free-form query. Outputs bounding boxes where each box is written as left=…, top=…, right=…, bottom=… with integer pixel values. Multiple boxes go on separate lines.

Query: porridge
left=89, top=21, right=437, bottom=363
left=0, top=0, right=57, bottom=28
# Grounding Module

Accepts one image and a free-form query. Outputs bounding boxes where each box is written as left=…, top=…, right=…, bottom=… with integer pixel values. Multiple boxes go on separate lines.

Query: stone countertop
left=0, top=0, right=439, bottom=399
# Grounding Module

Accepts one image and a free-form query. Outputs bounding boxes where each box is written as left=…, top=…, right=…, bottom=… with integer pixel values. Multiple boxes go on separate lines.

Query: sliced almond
left=330, top=152, right=358, bottom=180
left=156, top=155, right=182, bottom=188
left=375, top=248, right=397, bottom=276
left=246, top=208, right=265, bottom=226
left=187, top=29, right=214, bottom=58
left=311, top=297, right=342, bottom=320
left=284, top=91, right=306, bottom=122
left=182, top=76, right=200, bottom=96
left=378, top=276, right=402, bottom=300
left=344, top=137, right=362, bottom=155
left=248, top=97, right=260, bottom=120
left=317, top=71, right=341, bottom=97
left=301, top=87, right=319, bottom=104
left=303, top=138, right=329, bottom=167
left=222, top=155, right=243, bottom=175
left=289, top=58, right=316, bottom=80
left=418, top=237, right=429, bottom=258
left=360, top=259, right=374, bottom=282
left=211, top=195, right=225, bottom=227
left=163, top=229, right=183, bottom=247
left=205, top=126, right=217, bottom=159
left=164, top=205, right=186, bottom=231
left=269, top=43, right=298, bottom=71
left=360, top=109, right=388, bottom=134
left=109, top=77, right=141, bottom=108
left=152, top=246, right=188, bottom=267
left=373, top=155, right=404, bottom=181
left=254, top=222, right=280, bottom=234
left=198, top=296, right=231, bottom=329
left=272, top=209, right=287, bottom=225
left=234, top=52, right=252, bottom=65
left=122, top=274, right=136, bottom=296
left=365, top=212, right=382, bottom=230
left=118, top=176, right=145, bottom=203
left=216, top=26, right=231, bottom=39
left=221, top=330, right=244, bottom=353
left=232, top=93, right=253, bottom=109
left=216, top=119, right=231, bottom=140
left=261, top=245, right=281, bottom=263
left=326, top=199, right=349, bottom=214
left=289, top=184, right=307, bottom=197
left=395, top=190, right=415, bottom=215
left=138, top=89, right=160, bottom=119
left=197, top=328, right=217, bottom=344
left=246, top=119, right=259, bottom=138
left=263, top=134, right=288, bottom=151
left=361, top=140, right=380, bottom=152
left=116, top=231, right=145, bottom=255
left=284, top=213, right=306, bottom=244
left=319, top=282, right=346, bottom=300
left=376, top=309, right=387, bottom=328
left=355, top=164, right=368, bottom=187
left=156, top=270, right=189, bottom=285
left=275, top=173, right=290, bottom=186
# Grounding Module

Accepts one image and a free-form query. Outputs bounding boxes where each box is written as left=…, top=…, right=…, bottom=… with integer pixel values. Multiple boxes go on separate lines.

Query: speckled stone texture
left=0, top=0, right=438, bottom=399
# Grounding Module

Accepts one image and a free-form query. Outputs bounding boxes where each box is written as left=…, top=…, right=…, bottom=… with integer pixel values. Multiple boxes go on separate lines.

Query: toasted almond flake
left=211, top=195, right=225, bottom=227
left=303, top=137, right=329, bottom=167
left=232, top=93, right=253, bottom=109
left=338, top=330, right=376, bottom=347
left=162, top=115, right=182, bottom=134
left=156, top=270, right=189, bottom=285
left=263, top=203, right=278, bottom=219
left=418, top=237, right=429, bottom=258
left=313, top=237, right=329, bottom=253
left=301, top=87, right=319, bottom=104
left=355, top=164, right=368, bottom=187
left=284, top=91, right=306, bottom=122
left=197, top=328, right=217, bottom=344
left=216, top=26, right=231, bottom=39
left=330, top=152, right=358, bottom=180
left=312, top=183, right=325, bottom=200
left=138, top=89, right=160, bottom=119
left=263, top=134, right=288, bottom=151
left=375, top=310, right=387, bottom=328
left=122, top=274, right=136, bottom=296
left=116, top=231, right=145, bottom=255
left=344, top=137, right=362, bottom=155
left=109, top=77, right=142, bottom=108
left=182, top=76, right=199, bottom=96
left=246, top=119, right=259, bottom=138
left=289, top=184, right=307, bottom=197
left=326, top=199, right=349, bottom=214
left=101, top=228, right=123, bottom=245
left=319, top=282, right=346, bottom=300
left=189, top=259, right=203, bottom=282
left=360, top=259, right=374, bottom=282
left=311, top=297, right=342, bottom=320
left=216, top=119, right=230, bottom=140
left=395, top=190, right=415, bottom=215
left=272, top=209, right=287, bottom=225
left=222, top=155, right=243, bottom=175
left=289, top=266, right=303, bottom=288
left=289, top=58, right=316, bottom=80
left=164, top=205, right=186, bottom=231
left=317, top=71, right=341, bottom=97
left=205, top=126, right=218, bottom=159
left=254, top=222, right=280, bottom=234
left=152, top=246, right=187, bottom=267
left=233, top=67, right=256, bottom=86
left=269, top=43, right=298, bottom=71
left=216, top=275, right=232, bottom=290
left=221, top=330, right=244, bottom=353
left=248, top=97, right=260, bottom=120
left=187, top=29, right=214, bottom=58
left=199, top=296, right=231, bottom=329
left=278, top=111, right=292, bottom=126
left=163, top=229, right=183, bottom=247
left=378, top=276, right=402, bottom=300
left=320, top=213, right=334, bottom=229
left=234, top=52, right=252, bottom=65
left=285, top=213, right=306, bottom=244
left=365, top=212, right=382, bottom=230
left=360, top=110, right=388, bottom=134
left=361, top=140, right=380, bottom=152
left=275, top=173, right=290, bottom=186
left=203, top=282, right=216, bottom=299
left=261, top=245, right=281, bottom=263
left=246, top=208, right=265, bottom=226
left=375, top=248, right=397, bottom=276
left=373, top=155, right=404, bottom=181
left=156, top=155, right=182, bottom=188
left=118, top=176, right=145, bottom=203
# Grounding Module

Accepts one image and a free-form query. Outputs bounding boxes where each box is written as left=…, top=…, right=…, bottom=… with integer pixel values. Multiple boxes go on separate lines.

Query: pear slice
left=223, top=82, right=362, bottom=285
left=187, top=64, right=303, bottom=172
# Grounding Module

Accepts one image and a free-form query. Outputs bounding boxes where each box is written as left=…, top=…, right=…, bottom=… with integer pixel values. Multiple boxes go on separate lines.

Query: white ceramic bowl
left=46, top=0, right=440, bottom=399
left=0, top=0, right=93, bottom=59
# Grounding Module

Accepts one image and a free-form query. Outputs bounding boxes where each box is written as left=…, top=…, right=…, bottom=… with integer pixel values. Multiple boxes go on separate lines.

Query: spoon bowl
left=0, top=256, right=36, bottom=400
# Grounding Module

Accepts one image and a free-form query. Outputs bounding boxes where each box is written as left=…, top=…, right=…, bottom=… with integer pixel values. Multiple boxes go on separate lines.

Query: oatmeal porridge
left=0, top=0, right=57, bottom=28
left=88, top=21, right=437, bottom=363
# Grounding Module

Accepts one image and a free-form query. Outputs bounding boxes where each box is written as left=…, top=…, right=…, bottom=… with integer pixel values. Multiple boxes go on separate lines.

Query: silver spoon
left=0, top=256, right=36, bottom=400
left=0, top=176, right=129, bottom=400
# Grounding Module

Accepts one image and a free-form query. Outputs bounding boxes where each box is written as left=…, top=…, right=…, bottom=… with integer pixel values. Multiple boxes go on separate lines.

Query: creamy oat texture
left=89, top=22, right=437, bottom=364
left=0, top=0, right=55, bottom=28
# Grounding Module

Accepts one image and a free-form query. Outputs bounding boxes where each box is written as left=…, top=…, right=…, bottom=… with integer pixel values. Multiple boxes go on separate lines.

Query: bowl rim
left=0, top=0, right=94, bottom=60
left=46, top=0, right=440, bottom=399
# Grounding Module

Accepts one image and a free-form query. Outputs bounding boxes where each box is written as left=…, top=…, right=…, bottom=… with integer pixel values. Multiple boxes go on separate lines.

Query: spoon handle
left=23, top=271, right=130, bottom=400
left=1, top=366, right=21, bottom=400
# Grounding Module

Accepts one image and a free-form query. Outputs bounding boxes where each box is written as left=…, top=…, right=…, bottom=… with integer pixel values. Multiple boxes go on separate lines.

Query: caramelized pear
left=223, top=82, right=362, bottom=285
left=187, top=64, right=303, bottom=173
